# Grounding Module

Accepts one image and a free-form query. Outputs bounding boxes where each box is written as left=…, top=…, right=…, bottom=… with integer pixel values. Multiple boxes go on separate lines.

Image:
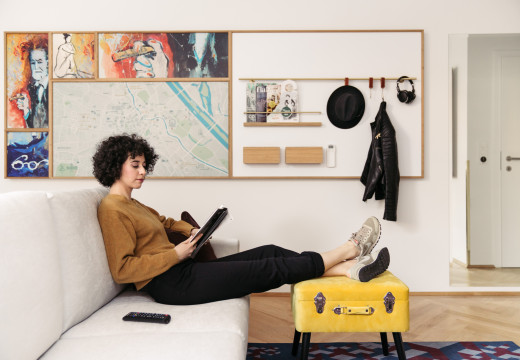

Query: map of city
left=53, top=81, right=229, bottom=177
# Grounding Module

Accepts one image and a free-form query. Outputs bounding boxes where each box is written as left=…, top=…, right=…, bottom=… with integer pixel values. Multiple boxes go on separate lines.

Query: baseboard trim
left=252, top=291, right=520, bottom=297
left=411, top=291, right=520, bottom=296
left=467, top=265, right=496, bottom=269
left=252, top=292, right=290, bottom=297
left=451, top=258, right=468, bottom=268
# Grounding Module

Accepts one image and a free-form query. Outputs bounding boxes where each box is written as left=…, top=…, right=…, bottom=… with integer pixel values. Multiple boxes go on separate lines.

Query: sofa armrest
left=210, top=237, right=239, bottom=258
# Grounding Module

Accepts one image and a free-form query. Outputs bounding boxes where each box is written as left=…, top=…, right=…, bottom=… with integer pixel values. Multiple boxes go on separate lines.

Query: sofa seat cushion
left=62, top=290, right=249, bottom=339
left=41, top=290, right=249, bottom=359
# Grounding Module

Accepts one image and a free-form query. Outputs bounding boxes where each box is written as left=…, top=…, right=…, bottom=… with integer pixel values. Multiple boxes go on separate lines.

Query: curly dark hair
left=92, top=133, right=159, bottom=187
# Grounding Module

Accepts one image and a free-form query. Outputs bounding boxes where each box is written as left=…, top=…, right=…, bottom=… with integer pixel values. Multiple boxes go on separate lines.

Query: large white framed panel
left=232, top=31, right=423, bottom=178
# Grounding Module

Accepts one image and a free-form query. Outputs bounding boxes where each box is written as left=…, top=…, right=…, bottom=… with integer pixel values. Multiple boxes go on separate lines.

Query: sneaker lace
left=352, top=226, right=372, bottom=244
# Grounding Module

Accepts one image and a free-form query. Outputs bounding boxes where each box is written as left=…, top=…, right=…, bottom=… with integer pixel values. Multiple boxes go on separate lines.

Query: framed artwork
left=52, top=32, right=95, bottom=79
left=4, top=30, right=423, bottom=180
left=5, top=33, right=49, bottom=129
left=4, top=30, right=231, bottom=179
left=6, top=132, right=49, bottom=177
left=98, top=32, right=228, bottom=79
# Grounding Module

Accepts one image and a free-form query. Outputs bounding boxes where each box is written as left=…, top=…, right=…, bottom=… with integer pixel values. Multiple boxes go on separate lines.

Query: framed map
left=52, top=81, right=229, bottom=178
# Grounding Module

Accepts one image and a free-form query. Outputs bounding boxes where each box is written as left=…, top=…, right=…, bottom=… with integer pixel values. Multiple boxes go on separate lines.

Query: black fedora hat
left=326, top=85, right=365, bottom=129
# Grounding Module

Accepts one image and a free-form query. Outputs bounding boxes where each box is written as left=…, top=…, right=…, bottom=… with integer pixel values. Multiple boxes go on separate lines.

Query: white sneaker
left=347, top=247, right=390, bottom=282
left=349, top=216, right=381, bottom=258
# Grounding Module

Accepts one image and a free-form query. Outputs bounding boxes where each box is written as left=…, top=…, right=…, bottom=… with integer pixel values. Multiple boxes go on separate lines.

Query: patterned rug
left=247, top=341, right=520, bottom=359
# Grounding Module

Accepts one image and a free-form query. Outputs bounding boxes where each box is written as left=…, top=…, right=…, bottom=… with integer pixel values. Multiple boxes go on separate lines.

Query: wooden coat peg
left=369, top=77, right=374, bottom=98
left=381, top=77, right=386, bottom=101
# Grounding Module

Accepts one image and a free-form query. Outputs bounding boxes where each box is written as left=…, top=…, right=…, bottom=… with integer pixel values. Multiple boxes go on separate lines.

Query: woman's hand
left=190, top=227, right=211, bottom=245
left=174, top=236, right=198, bottom=261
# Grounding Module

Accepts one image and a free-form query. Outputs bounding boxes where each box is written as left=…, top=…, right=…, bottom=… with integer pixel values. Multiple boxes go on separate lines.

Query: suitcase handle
left=333, top=306, right=375, bottom=315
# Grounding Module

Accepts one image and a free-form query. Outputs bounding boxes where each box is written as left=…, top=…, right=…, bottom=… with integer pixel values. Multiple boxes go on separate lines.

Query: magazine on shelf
left=265, top=83, right=282, bottom=122
left=246, top=82, right=257, bottom=122
left=190, top=206, right=230, bottom=259
left=255, top=84, right=268, bottom=122
left=268, top=80, right=299, bottom=122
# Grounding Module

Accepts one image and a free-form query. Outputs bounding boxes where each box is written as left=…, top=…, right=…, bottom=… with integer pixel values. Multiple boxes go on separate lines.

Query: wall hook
left=381, top=77, right=385, bottom=101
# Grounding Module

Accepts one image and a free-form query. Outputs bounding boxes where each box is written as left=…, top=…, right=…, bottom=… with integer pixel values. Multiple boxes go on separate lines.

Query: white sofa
left=0, top=188, right=249, bottom=360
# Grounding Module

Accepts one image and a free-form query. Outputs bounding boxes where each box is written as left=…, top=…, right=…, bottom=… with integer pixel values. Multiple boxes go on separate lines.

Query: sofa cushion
left=41, top=290, right=249, bottom=359
left=48, top=188, right=125, bottom=331
left=60, top=290, right=249, bottom=340
left=210, top=236, right=240, bottom=258
left=0, top=191, right=64, bottom=360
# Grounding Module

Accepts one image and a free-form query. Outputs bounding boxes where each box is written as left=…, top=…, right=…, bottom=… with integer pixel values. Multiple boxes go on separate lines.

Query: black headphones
left=396, top=76, right=416, bottom=104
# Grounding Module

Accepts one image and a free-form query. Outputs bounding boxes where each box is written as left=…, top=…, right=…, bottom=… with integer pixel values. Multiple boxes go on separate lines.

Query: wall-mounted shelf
left=243, top=122, right=322, bottom=127
left=239, top=77, right=417, bottom=81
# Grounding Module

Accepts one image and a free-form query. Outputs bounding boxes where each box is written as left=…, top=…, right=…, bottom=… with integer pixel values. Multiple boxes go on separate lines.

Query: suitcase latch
left=384, top=292, right=396, bottom=313
left=314, top=292, right=326, bottom=314
left=333, top=306, right=375, bottom=315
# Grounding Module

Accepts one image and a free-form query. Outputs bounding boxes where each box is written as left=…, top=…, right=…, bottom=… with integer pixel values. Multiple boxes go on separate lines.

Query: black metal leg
left=301, top=332, right=311, bottom=360
left=392, top=332, right=407, bottom=360
left=292, top=329, right=301, bottom=356
left=380, top=332, right=389, bottom=356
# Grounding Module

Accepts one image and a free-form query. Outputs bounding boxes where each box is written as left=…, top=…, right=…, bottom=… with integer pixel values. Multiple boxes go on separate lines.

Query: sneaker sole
left=359, top=247, right=390, bottom=282
left=363, top=218, right=382, bottom=257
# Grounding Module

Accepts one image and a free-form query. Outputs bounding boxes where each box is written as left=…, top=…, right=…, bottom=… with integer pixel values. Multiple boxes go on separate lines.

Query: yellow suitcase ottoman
left=291, top=271, right=409, bottom=360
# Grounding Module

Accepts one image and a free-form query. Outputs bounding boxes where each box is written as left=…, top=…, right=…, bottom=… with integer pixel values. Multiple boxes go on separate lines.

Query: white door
left=500, top=53, right=520, bottom=267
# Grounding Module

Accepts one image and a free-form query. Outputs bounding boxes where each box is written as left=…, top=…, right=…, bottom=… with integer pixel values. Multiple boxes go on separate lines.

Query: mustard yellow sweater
left=97, top=194, right=194, bottom=290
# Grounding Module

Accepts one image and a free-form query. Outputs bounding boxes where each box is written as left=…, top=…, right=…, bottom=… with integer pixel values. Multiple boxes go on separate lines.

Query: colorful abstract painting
left=52, top=33, right=95, bottom=78
left=6, top=132, right=49, bottom=177
left=98, top=32, right=228, bottom=79
left=6, top=33, right=49, bottom=129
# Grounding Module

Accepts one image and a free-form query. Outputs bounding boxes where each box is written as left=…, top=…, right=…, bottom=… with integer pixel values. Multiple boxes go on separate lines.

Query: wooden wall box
left=243, top=147, right=281, bottom=164
left=285, top=147, right=323, bottom=164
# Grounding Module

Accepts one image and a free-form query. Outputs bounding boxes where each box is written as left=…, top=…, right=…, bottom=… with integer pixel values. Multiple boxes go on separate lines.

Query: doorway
left=449, top=33, right=520, bottom=287
left=465, top=35, right=520, bottom=268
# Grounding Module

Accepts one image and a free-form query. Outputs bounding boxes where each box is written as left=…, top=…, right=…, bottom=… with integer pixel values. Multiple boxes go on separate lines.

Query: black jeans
left=144, top=245, right=325, bottom=305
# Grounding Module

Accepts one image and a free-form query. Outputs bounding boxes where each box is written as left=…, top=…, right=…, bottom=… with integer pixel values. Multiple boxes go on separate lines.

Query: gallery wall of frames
left=4, top=30, right=423, bottom=179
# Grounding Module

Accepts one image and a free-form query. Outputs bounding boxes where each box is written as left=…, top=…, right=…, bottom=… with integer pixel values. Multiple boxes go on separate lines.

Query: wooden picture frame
left=4, top=30, right=423, bottom=179
left=52, top=32, right=96, bottom=79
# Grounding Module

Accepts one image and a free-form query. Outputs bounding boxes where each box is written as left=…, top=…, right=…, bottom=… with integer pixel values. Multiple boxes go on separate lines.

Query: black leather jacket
left=360, top=101, right=400, bottom=221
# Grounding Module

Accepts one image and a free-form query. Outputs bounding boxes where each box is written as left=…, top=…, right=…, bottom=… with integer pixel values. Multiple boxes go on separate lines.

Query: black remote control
left=123, top=312, right=171, bottom=324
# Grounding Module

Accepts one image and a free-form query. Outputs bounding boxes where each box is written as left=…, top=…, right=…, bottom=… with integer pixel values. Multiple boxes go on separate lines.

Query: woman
left=93, top=134, right=390, bottom=305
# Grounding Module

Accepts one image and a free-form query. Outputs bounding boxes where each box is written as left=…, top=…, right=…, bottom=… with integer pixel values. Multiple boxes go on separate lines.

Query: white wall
left=448, top=34, right=468, bottom=266
left=2, top=0, right=520, bottom=292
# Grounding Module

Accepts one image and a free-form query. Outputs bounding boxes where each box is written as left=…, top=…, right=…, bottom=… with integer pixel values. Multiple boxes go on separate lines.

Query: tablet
left=190, top=206, right=228, bottom=258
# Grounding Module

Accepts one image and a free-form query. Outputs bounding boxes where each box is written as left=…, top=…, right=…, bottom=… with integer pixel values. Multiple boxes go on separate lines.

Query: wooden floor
left=450, top=261, right=520, bottom=287
left=248, top=293, right=520, bottom=345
